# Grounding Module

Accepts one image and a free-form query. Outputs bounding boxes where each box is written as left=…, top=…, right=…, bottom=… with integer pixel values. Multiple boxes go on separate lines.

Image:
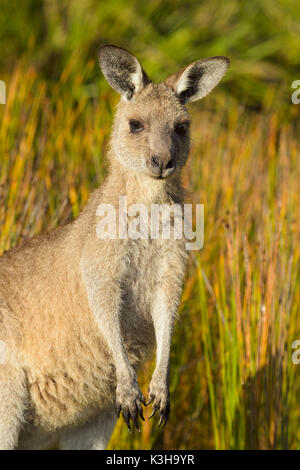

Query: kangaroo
left=0, top=45, right=229, bottom=450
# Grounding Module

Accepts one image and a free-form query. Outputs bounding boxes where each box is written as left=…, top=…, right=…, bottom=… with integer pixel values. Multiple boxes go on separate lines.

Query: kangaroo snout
left=149, top=154, right=176, bottom=178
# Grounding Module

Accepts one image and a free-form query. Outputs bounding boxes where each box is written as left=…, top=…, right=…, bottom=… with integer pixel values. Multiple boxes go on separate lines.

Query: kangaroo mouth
left=150, top=174, right=165, bottom=180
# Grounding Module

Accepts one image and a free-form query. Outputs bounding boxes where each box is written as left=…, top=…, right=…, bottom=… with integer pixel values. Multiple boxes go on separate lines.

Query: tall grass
left=1, top=60, right=299, bottom=449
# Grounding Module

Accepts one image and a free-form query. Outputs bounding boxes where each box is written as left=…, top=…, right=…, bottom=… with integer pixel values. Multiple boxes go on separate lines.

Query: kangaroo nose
left=150, top=155, right=176, bottom=178
left=151, top=155, right=161, bottom=168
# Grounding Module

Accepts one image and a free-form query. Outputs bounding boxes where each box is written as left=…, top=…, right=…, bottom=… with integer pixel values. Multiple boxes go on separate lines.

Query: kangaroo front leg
left=148, top=253, right=185, bottom=428
left=81, top=257, right=145, bottom=432
left=148, top=288, right=172, bottom=428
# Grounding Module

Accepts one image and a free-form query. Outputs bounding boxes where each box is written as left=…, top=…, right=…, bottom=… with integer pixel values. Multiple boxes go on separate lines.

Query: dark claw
left=116, top=404, right=121, bottom=418
left=154, top=408, right=170, bottom=430
left=146, top=393, right=154, bottom=406
left=162, top=406, right=170, bottom=428
left=162, top=414, right=169, bottom=429
left=122, top=409, right=132, bottom=432
left=136, top=401, right=145, bottom=421
left=155, top=414, right=164, bottom=430
left=132, top=413, right=140, bottom=432
left=149, top=405, right=158, bottom=419
left=163, top=404, right=170, bottom=428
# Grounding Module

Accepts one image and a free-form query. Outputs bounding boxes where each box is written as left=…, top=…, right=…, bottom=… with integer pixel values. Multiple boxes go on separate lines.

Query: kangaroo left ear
left=165, top=56, right=230, bottom=104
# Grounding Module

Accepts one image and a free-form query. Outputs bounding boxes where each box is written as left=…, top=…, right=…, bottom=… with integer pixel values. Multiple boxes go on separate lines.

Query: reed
left=1, top=61, right=299, bottom=450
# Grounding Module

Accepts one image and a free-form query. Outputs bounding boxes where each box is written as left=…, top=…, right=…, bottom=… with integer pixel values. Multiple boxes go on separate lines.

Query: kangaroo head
left=98, top=45, right=230, bottom=180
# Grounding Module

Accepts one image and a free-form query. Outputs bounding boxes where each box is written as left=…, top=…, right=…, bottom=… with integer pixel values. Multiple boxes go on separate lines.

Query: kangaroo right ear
left=165, top=56, right=230, bottom=104
left=98, top=45, right=150, bottom=101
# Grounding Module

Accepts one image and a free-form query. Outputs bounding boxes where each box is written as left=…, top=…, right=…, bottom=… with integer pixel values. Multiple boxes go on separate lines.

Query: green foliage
left=1, top=0, right=300, bottom=112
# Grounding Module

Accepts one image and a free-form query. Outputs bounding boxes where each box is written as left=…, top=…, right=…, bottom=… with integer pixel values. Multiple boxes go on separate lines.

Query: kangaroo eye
left=175, top=122, right=189, bottom=136
left=129, top=120, right=144, bottom=133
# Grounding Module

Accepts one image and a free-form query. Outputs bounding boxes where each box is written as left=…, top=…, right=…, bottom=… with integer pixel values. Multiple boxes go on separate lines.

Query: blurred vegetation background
left=1, top=0, right=300, bottom=115
left=0, top=0, right=300, bottom=450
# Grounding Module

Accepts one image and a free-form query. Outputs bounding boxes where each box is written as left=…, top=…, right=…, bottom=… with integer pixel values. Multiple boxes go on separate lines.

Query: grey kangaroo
left=0, top=45, right=230, bottom=449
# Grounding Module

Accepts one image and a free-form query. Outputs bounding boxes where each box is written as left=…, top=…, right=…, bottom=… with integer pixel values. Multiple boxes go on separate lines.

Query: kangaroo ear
left=98, top=45, right=150, bottom=101
left=165, top=56, right=230, bottom=104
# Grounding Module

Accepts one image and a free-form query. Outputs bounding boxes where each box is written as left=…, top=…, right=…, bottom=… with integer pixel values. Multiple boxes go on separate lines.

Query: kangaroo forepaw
left=147, top=380, right=170, bottom=429
left=116, top=378, right=146, bottom=432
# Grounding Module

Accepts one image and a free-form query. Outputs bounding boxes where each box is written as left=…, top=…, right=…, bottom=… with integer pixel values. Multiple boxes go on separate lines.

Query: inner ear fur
left=165, top=56, right=230, bottom=104
left=98, top=44, right=151, bottom=101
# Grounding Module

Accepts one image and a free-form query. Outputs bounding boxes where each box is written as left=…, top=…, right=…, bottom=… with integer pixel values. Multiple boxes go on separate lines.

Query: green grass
left=1, top=0, right=300, bottom=115
left=1, top=59, right=299, bottom=449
